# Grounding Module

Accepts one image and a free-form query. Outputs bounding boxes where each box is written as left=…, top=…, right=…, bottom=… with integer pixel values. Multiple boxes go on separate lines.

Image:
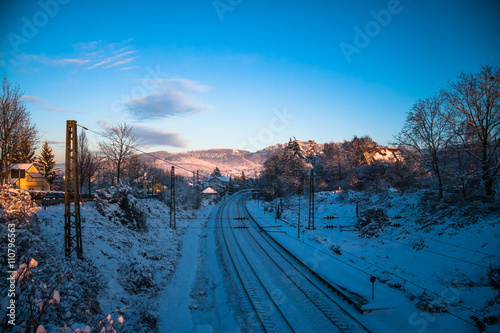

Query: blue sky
left=1, top=0, right=499, bottom=162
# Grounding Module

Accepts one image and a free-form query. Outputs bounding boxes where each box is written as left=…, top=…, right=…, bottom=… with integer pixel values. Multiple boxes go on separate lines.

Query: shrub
left=356, top=207, right=390, bottom=237
left=94, top=183, right=147, bottom=232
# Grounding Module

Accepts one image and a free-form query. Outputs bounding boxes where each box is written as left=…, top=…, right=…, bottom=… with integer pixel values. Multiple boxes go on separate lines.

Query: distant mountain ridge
left=143, top=140, right=322, bottom=178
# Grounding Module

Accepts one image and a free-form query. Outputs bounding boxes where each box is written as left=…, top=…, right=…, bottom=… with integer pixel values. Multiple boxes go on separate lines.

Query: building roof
left=201, top=187, right=218, bottom=194
left=10, top=163, right=33, bottom=170
left=28, top=172, right=44, bottom=178
left=208, top=176, right=230, bottom=183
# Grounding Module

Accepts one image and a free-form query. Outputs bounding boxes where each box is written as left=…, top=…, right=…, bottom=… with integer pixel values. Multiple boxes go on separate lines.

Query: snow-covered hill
left=0, top=185, right=217, bottom=332
left=141, top=140, right=324, bottom=178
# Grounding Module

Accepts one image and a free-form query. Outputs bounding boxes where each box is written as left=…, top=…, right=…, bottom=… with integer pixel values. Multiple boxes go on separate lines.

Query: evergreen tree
left=285, top=137, right=305, bottom=159
left=241, top=170, right=246, bottom=181
left=305, top=140, right=321, bottom=166
left=211, top=167, right=222, bottom=177
left=36, top=141, right=60, bottom=184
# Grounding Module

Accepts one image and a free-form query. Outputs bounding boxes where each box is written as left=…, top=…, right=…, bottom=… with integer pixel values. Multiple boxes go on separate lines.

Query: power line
left=78, top=124, right=209, bottom=180
left=246, top=201, right=488, bottom=322
left=377, top=236, right=490, bottom=269
left=401, top=231, right=500, bottom=260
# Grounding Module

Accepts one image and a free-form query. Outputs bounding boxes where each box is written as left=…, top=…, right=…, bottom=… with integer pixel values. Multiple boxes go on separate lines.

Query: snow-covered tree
left=36, top=141, right=60, bottom=184
left=0, top=76, right=38, bottom=184
left=318, top=142, right=348, bottom=189
left=443, top=65, right=500, bottom=199
left=305, top=139, right=322, bottom=166
left=394, top=94, right=454, bottom=199
left=285, top=137, right=305, bottom=160
left=344, top=136, right=378, bottom=168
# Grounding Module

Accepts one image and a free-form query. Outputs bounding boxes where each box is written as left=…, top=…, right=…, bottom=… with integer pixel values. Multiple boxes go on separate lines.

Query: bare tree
left=443, top=65, right=500, bottom=199
left=12, top=136, right=36, bottom=163
left=0, top=76, right=38, bottom=184
left=318, top=142, right=348, bottom=189
left=394, top=94, right=454, bottom=199
left=98, top=123, right=138, bottom=183
left=125, top=154, right=147, bottom=187
left=78, top=131, right=100, bottom=194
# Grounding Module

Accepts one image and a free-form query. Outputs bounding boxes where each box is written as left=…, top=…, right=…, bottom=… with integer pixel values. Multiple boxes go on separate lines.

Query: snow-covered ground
left=2, top=185, right=498, bottom=332
left=35, top=197, right=188, bottom=332
left=246, top=190, right=500, bottom=333
left=0, top=184, right=219, bottom=332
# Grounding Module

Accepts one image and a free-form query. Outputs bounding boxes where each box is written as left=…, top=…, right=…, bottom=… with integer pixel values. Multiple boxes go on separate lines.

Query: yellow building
left=10, top=164, right=50, bottom=191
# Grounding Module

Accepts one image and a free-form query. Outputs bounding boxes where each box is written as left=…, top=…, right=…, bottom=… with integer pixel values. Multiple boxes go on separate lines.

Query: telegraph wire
left=245, top=201, right=488, bottom=322
left=376, top=236, right=490, bottom=269
left=78, top=124, right=210, bottom=181
left=401, top=232, right=500, bottom=259
left=76, top=122, right=489, bottom=326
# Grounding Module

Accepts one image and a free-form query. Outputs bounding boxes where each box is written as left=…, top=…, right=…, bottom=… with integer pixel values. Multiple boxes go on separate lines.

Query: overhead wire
left=245, top=200, right=488, bottom=323
left=376, top=236, right=491, bottom=269
left=76, top=122, right=489, bottom=326
left=394, top=231, right=500, bottom=259
left=78, top=124, right=210, bottom=180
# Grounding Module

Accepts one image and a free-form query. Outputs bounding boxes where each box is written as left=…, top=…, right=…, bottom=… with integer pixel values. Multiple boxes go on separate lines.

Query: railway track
left=217, top=192, right=372, bottom=332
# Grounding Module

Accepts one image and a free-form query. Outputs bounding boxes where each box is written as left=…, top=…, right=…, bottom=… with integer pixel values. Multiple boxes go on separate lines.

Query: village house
left=9, top=163, right=50, bottom=191
left=207, top=175, right=230, bottom=188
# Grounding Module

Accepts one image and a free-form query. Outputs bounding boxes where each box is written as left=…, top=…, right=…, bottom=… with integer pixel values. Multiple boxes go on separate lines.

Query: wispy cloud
left=22, top=95, right=46, bottom=104
left=12, top=39, right=138, bottom=72
left=22, top=95, right=78, bottom=113
left=20, top=54, right=89, bottom=67
left=79, top=39, right=138, bottom=71
left=48, top=107, right=70, bottom=113
left=124, top=79, right=211, bottom=120
left=87, top=50, right=137, bottom=70
left=103, top=55, right=138, bottom=69
left=97, top=120, right=187, bottom=148
left=52, top=58, right=89, bottom=66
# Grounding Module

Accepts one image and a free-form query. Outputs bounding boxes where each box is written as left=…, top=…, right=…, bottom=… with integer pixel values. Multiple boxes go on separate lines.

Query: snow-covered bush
left=473, top=294, right=500, bottom=330
left=161, top=178, right=202, bottom=211
left=0, top=185, right=42, bottom=259
left=94, top=183, right=147, bottom=232
left=0, top=185, right=39, bottom=225
left=118, top=261, right=158, bottom=295
left=356, top=207, right=390, bottom=237
left=415, top=292, right=447, bottom=313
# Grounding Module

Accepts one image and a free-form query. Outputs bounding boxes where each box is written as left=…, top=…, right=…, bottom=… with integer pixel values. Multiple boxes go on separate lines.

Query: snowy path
left=158, top=220, right=201, bottom=332
left=158, top=204, right=240, bottom=332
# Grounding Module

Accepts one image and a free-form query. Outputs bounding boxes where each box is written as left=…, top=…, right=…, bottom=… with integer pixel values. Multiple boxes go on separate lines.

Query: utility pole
left=64, top=120, right=83, bottom=259
left=196, top=170, right=199, bottom=186
left=308, top=169, right=315, bottom=230
left=170, top=166, right=176, bottom=229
